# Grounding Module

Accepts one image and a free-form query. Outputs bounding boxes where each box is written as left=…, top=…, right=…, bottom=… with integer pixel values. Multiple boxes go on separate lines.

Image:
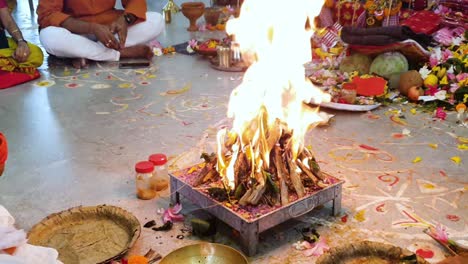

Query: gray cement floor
left=0, top=1, right=467, bottom=263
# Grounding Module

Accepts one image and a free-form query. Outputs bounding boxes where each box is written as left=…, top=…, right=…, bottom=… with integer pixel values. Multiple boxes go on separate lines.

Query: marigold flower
left=128, top=255, right=148, bottom=264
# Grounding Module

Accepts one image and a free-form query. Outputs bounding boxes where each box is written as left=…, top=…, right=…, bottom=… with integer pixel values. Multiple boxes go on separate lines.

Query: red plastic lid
left=0, top=133, right=7, bottom=164
left=135, top=161, right=154, bottom=173
left=149, top=153, right=167, bottom=166
left=342, top=82, right=357, bottom=90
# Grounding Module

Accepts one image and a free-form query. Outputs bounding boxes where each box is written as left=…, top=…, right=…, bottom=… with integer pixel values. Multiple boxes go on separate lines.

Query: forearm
left=0, top=9, right=24, bottom=42
left=61, top=17, right=96, bottom=36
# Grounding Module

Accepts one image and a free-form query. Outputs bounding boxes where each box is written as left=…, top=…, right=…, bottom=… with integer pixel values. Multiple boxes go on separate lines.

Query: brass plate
left=160, top=243, right=249, bottom=264
left=28, top=205, right=141, bottom=264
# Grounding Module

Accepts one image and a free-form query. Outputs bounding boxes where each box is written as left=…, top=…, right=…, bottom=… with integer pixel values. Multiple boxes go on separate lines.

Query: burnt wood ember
left=198, top=117, right=330, bottom=206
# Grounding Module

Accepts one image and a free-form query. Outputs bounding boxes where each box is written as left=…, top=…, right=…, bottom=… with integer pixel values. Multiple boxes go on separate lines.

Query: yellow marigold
left=128, top=255, right=148, bottom=264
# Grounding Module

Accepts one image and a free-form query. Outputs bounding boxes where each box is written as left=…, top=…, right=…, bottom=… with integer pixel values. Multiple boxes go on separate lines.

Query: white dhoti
left=39, top=12, right=164, bottom=61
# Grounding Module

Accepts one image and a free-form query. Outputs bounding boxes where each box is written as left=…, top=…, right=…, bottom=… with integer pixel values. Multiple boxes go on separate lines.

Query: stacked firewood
left=193, top=108, right=328, bottom=206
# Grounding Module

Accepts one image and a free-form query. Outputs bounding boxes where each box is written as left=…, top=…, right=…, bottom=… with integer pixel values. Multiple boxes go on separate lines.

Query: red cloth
left=0, top=0, right=6, bottom=9
left=335, top=1, right=364, bottom=26
left=400, top=11, right=441, bottom=35
left=351, top=76, right=387, bottom=97
left=0, top=69, right=41, bottom=89
left=0, top=133, right=7, bottom=165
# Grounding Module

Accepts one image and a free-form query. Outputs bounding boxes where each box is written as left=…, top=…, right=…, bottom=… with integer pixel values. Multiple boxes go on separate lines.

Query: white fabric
left=0, top=227, right=27, bottom=250
left=0, top=205, right=62, bottom=264
left=39, top=12, right=164, bottom=61
left=0, top=206, right=14, bottom=227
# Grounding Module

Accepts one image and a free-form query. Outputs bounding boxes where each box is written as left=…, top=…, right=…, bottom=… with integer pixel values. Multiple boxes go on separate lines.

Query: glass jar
left=148, top=153, right=169, bottom=191
left=135, top=161, right=157, bottom=200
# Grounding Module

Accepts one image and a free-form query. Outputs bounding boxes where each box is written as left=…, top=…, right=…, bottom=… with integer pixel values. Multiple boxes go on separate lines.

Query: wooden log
left=296, top=159, right=318, bottom=184
left=239, top=188, right=253, bottom=206
left=302, top=148, right=326, bottom=181
left=287, top=159, right=305, bottom=198
left=202, top=169, right=219, bottom=183
left=234, top=151, right=250, bottom=187
left=193, top=159, right=217, bottom=187
left=273, top=146, right=289, bottom=206
left=266, top=119, right=282, bottom=151
left=248, top=182, right=267, bottom=205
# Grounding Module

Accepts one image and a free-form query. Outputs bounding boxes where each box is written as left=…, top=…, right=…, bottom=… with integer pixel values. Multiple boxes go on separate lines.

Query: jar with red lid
left=148, top=153, right=169, bottom=191
left=135, top=161, right=157, bottom=200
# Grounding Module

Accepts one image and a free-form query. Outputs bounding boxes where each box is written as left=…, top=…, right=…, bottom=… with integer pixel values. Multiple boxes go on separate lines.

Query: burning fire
left=192, top=0, right=331, bottom=207
left=218, top=0, right=330, bottom=190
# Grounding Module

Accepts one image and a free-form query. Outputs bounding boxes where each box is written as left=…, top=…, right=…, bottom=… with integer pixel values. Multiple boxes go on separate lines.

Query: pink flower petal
left=162, top=210, right=172, bottom=223
left=172, top=203, right=183, bottom=214
left=303, top=237, right=329, bottom=257
left=435, top=108, right=447, bottom=120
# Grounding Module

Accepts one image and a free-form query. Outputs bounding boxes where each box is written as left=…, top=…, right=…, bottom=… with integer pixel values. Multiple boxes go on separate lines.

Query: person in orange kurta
left=37, top=0, right=164, bottom=68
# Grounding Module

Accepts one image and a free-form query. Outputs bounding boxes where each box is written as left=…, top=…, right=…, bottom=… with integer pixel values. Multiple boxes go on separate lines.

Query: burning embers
left=193, top=117, right=330, bottom=207
left=193, top=0, right=331, bottom=206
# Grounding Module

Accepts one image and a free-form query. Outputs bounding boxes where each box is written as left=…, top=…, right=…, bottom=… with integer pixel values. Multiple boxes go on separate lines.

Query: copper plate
left=160, top=243, right=249, bottom=264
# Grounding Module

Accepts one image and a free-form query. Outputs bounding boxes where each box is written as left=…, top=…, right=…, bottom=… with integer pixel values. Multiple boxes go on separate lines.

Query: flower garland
left=363, top=0, right=402, bottom=26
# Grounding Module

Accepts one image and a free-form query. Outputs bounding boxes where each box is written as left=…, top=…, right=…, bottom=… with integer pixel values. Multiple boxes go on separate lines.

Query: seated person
left=37, top=0, right=164, bottom=69
left=0, top=0, right=43, bottom=76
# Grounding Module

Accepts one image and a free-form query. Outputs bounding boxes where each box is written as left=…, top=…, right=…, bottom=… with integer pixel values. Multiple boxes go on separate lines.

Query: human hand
left=13, top=41, right=30, bottom=63
left=92, top=23, right=119, bottom=50
left=109, top=15, right=128, bottom=49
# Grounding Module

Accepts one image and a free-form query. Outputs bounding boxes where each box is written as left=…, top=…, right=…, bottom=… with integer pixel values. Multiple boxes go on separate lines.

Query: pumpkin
left=399, top=70, right=424, bottom=96
left=369, top=52, right=409, bottom=79
left=339, top=53, right=372, bottom=75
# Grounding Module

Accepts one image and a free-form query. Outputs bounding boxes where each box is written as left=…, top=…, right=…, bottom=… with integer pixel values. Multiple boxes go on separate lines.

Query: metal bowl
left=160, top=243, right=249, bottom=264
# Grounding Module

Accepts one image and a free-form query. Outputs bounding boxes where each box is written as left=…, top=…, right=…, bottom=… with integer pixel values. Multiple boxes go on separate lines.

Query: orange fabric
left=0, top=132, right=7, bottom=164
left=37, top=0, right=147, bottom=29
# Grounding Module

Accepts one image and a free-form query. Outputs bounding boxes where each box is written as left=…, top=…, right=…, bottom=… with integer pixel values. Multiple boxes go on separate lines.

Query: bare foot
left=71, top=58, right=89, bottom=69
left=120, top=45, right=153, bottom=60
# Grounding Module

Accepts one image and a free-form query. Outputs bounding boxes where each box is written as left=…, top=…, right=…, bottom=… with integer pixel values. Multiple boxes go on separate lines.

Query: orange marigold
left=456, top=103, right=466, bottom=112
left=128, top=255, right=148, bottom=264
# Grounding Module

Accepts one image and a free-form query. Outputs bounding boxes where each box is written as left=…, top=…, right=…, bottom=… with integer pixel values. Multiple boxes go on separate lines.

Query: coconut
left=399, top=70, right=424, bottom=95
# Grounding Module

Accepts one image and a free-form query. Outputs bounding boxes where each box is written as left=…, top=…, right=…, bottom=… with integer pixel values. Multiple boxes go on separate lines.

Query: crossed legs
left=39, top=12, right=164, bottom=67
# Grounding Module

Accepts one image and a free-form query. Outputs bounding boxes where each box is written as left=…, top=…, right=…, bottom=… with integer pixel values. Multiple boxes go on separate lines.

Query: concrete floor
left=0, top=1, right=467, bottom=263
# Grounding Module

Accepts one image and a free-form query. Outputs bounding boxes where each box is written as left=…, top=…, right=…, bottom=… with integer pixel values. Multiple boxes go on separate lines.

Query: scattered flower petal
left=160, top=83, right=191, bottom=96
left=303, top=237, right=329, bottom=257
left=428, top=143, right=438, bottom=149
left=402, top=128, right=411, bottom=136
left=434, top=108, right=447, bottom=120
left=419, top=65, right=431, bottom=79
left=458, top=144, right=468, bottom=150
left=34, top=80, right=56, bottom=87
left=428, top=224, right=449, bottom=244
left=390, top=115, right=407, bottom=126
left=416, top=248, right=434, bottom=259
left=450, top=156, right=461, bottom=164
left=163, top=203, right=184, bottom=223
left=446, top=214, right=460, bottom=222
left=434, top=90, right=447, bottom=100
left=413, top=157, right=422, bottom=163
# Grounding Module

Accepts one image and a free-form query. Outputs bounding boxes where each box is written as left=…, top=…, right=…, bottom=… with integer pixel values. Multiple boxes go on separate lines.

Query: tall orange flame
left=217, top=0, right=330, bottom=190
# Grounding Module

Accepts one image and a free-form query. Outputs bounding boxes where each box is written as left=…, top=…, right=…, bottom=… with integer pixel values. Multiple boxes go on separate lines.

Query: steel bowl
left=160, top=243, right=249, bottom=264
